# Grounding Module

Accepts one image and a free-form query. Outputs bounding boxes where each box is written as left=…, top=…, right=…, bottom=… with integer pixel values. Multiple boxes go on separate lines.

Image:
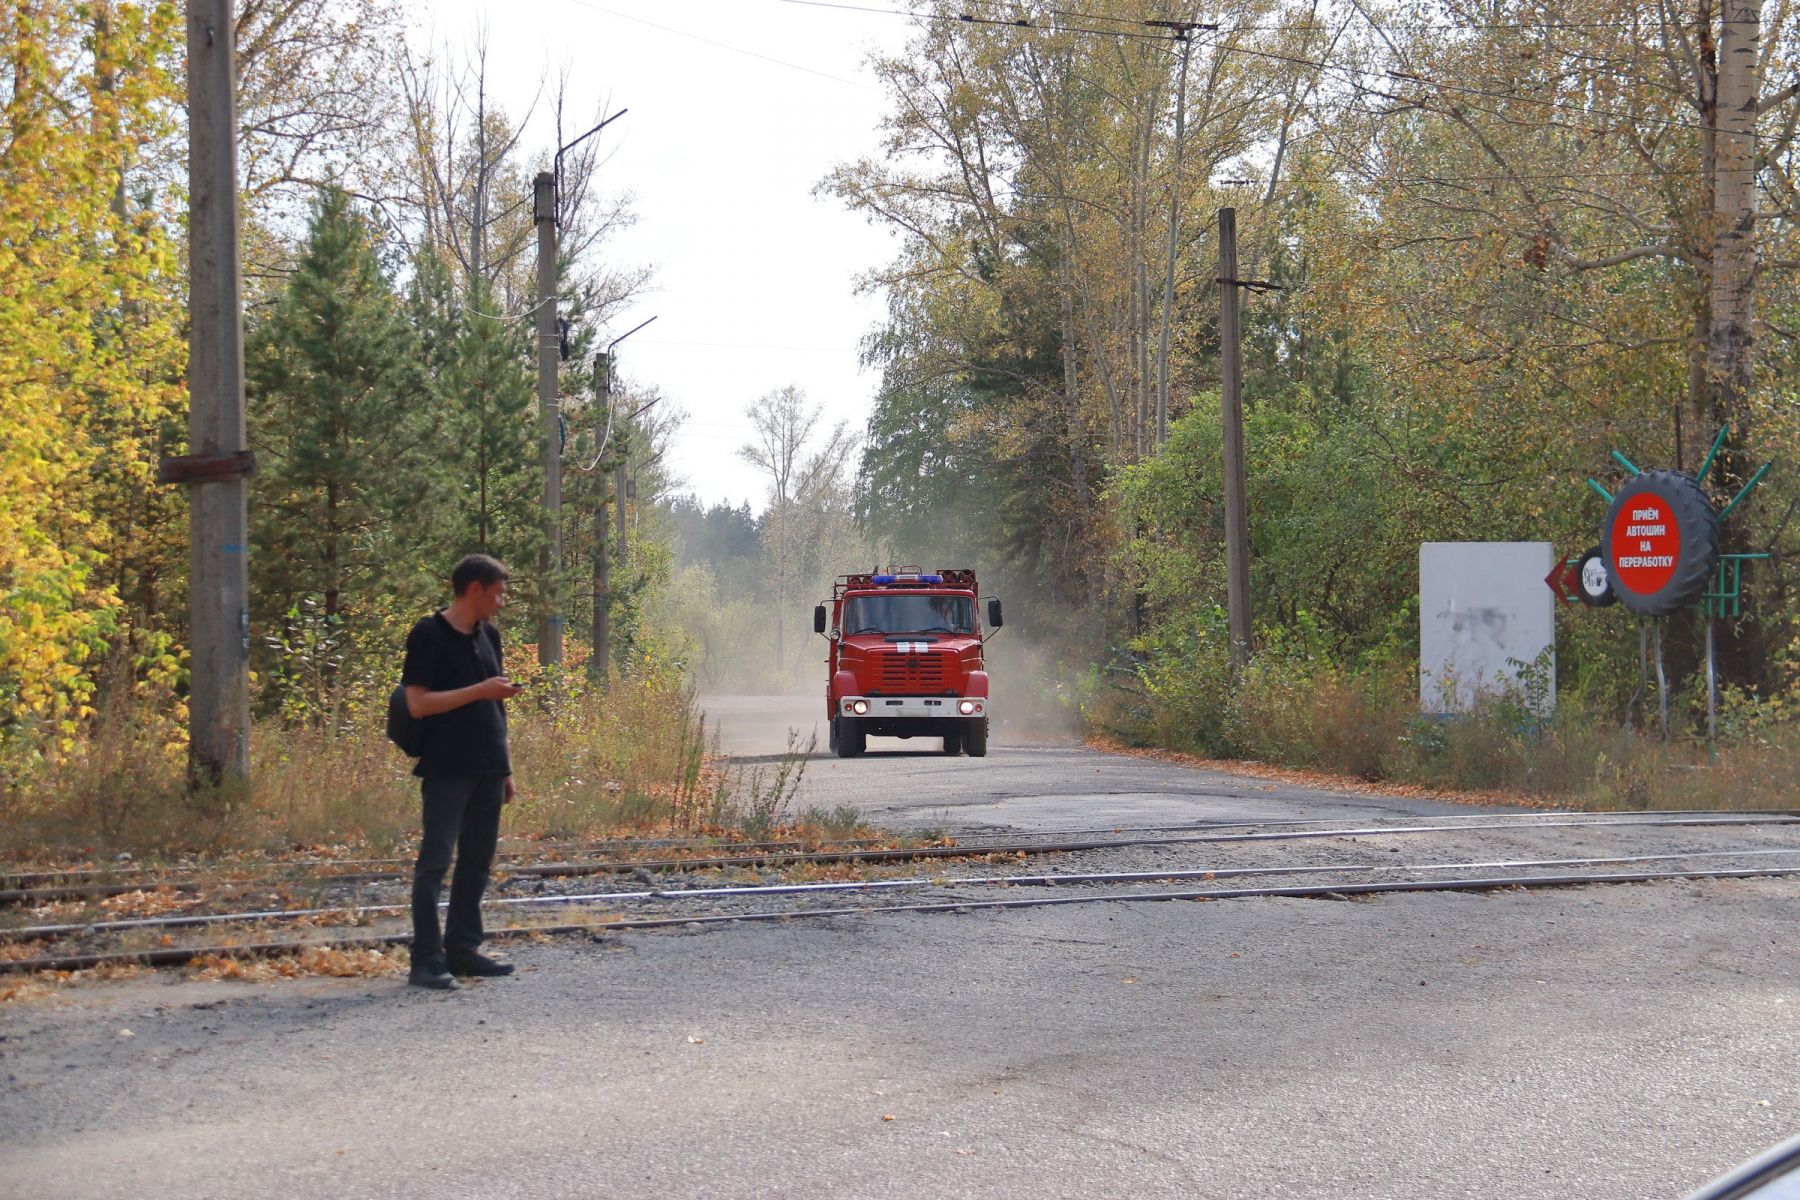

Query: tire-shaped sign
left=1574, top=546, right=1616, bottom=607
left=1600, top=469, right=1718, bottom=616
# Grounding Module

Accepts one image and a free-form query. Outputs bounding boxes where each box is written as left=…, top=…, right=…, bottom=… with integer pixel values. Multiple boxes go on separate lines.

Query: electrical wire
left=638, top=337, right=856, bottom=351
left=562, top=0, right=881, bottom=90
left=776, top=0, right=1720, bottom=137
left=778, top=0, right=1176, bottom=42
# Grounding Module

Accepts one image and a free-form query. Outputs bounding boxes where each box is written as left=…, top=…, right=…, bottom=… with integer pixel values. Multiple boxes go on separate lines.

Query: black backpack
left=386, top=684, right=424, bottom=757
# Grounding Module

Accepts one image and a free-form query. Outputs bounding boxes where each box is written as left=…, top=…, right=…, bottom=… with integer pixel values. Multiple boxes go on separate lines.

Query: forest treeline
left=3, top=0, right=1799, bottom=811
left=0, top=0, right=682, bottom=791
left=831, top=0, right=1800, bottom=753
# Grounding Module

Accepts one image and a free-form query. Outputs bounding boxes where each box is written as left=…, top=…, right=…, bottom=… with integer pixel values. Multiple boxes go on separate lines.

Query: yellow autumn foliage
left=0, top=2, right=185, bottom=760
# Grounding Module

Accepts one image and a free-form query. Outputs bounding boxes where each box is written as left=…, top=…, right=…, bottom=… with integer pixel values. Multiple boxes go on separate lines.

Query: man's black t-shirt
left=401, top=612, right=512, bottom=780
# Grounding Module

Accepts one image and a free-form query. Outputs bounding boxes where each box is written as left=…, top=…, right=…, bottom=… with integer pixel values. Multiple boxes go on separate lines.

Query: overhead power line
left=566, top=0, right=880, bottom=90
left=776, top=0, right=1718, bottom=137
left=776, top=0, right=1182, bottom=42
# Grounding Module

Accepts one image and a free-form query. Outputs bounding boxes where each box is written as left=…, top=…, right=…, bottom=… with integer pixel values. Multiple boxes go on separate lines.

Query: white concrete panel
left=1419, top=542, right=1556, bottom=714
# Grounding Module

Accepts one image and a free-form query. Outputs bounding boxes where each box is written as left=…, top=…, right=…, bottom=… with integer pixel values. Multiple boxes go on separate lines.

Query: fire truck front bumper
left=838, top=696, right=987, bottom=736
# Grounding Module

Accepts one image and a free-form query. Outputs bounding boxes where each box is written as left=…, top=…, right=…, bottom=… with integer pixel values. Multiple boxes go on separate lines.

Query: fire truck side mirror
left=813, top=604, right=827, bottom=635
left=987, top=598, right=1004, bottom=629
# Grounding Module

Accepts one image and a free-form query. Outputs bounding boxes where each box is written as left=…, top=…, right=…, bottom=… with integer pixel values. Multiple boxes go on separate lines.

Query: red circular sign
left=1608, top=494, right=1681, bottom=594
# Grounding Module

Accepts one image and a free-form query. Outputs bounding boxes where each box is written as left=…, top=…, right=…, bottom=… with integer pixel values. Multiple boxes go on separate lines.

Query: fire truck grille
left=878, top=653, right=948, bottom=691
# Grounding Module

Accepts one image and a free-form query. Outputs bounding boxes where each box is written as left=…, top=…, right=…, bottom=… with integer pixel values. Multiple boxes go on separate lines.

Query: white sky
left=419, top=0, right=914, bottom=509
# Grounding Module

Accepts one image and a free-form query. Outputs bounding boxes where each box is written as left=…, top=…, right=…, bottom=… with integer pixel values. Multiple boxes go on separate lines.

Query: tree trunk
left=1706, top=0, right=1766, bottom=689
left=1706, top=0, right=1759, bottom=444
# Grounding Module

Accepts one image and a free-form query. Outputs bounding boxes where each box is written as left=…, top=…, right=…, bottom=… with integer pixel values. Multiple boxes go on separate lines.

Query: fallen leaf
left=882, top=1114, right=895, bottom=1122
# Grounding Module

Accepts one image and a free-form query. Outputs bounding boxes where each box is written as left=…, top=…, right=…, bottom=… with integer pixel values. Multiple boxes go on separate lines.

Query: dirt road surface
left=3, top=697, right=1796, bottom=1200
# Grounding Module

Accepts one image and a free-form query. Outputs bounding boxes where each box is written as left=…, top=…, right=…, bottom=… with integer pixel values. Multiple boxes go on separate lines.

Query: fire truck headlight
left=851, top=699, right=869, bottom=715
left=958, top=699, right=978, bottom=715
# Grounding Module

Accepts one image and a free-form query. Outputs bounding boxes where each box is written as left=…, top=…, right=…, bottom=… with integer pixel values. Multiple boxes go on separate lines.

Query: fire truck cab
left=813, top=568, right=1002, bottom=758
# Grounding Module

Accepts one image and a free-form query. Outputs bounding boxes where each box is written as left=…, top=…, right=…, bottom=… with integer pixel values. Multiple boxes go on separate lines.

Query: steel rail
left=5, top=811, right=1796, bottom=905
left=7, top=848, right=1799, bottom=944
left=0, top=835, right=828, bottom=889
left=14, top=807, right=1790, bottom=889
left=942, top=808, right=1800, bottom=840
left=6, top=863, right=1799, bottom=974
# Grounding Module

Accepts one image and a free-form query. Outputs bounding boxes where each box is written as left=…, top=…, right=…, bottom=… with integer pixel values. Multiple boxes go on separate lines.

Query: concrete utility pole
left=1217, top=207, right=1253, bottom=672
left=534, top=171, right=562, bottom=667
left=174, top=0, right=251, bottom=785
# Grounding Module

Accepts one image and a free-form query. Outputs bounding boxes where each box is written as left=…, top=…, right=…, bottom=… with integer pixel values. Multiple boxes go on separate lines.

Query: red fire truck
left=813, top=568, right=1002, bottom=758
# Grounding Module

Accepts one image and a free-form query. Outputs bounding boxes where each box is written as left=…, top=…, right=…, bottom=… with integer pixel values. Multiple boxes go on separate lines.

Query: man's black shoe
left=408, top=959, right=460, bottom=990
left=446, top=951, right=515, bottom=978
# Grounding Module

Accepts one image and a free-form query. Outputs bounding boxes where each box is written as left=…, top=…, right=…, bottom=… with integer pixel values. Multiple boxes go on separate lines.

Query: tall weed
left=1, top=663, right=750, bottom=860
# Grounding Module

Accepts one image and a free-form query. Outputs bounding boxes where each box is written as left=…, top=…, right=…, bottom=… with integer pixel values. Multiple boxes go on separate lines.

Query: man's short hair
left=451, top=553, right=510, bottom=595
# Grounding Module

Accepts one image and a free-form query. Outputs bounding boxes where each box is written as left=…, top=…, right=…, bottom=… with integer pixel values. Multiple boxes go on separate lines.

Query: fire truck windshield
left=843, top=594, right=975, bottom=636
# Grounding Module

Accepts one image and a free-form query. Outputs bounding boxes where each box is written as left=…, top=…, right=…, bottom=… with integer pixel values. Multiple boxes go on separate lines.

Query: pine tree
left=246, top=186, right=433, bottom=669
left=436, top=277, right=540, bottom=563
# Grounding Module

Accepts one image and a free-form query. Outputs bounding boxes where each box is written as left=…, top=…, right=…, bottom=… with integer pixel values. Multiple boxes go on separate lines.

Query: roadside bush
left=1091, top=615, right=1799, bottom=810
left=1121, top=607, right=1235, bottom=753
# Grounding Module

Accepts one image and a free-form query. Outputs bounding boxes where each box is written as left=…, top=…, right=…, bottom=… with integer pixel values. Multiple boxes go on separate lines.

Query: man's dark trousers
left=412, top=777, right=505, bottom=963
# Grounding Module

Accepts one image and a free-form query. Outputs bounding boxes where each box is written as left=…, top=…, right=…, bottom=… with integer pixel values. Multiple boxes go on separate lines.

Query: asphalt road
left=3, top=697, right=1797, bottom=1200
left=701, top=693, right=1495, bottom=830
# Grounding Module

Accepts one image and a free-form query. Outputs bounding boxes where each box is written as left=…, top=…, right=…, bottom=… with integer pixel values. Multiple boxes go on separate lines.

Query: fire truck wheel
left=835, top=717, right=866, bottom=758
left=965, top=720, right=988, bottom=758
left=942, top=732, right=963, bottom=755
left=828, top=719, right=839, bottom=752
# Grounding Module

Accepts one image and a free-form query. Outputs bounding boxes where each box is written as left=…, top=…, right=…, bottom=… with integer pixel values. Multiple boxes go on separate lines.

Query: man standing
left=402, top=553, right=523, bottom=989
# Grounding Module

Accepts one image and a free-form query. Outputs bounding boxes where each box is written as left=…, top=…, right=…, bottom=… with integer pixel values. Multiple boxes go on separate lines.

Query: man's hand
left=473, top=676, right=523, bottom=701
left=503, top=776, right=516, bottom=805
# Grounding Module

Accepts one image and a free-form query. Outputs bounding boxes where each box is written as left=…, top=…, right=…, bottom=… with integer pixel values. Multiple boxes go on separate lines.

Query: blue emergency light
left=870, top=573, right=945, bottom=585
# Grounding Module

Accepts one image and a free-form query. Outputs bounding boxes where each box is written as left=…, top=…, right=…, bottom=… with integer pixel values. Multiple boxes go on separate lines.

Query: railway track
left=8, top=845, right=1800, bottom=945
left=14, top=807, right=1781, bottom=891
left=5, top=854, right=1798, bottom=974
left=5, top=810, right=1795, bottom=905
left=6, top=803, right=1799, bottom=974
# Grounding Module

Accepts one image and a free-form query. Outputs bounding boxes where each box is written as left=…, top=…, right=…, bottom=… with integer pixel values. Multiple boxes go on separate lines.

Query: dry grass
left=0, top=672, right=778, bottom=862
left=0, top=961, right=149, bottom=1003
left=1098, top=662, right=1800, bottom=812
left=189, top=945, right=407, bottom=982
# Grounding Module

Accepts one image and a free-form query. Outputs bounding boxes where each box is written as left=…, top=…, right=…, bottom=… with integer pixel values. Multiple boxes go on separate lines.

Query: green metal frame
left=1704, top=552, right=1772, bottom=619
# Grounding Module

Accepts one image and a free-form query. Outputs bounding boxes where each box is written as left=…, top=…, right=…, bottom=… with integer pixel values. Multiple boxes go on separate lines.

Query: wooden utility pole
left=180, top=0, right=250, bottom=784
left=591, top=317, right=654, bottom=680
left=614, top=441, right=629, bottom=668
left=591, top=353, right=612, bottom=684
left=534, top=171, right=563, bottom=666
left=1218, top=207, right=1252, bottom=672
left=1154, top=25, right=1197, bottom=447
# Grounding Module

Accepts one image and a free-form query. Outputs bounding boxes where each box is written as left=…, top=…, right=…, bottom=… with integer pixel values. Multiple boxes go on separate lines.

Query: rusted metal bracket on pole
left=1216, top=276, right=1287, bottom=294
left=157, top=449, right=256, bottom=485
